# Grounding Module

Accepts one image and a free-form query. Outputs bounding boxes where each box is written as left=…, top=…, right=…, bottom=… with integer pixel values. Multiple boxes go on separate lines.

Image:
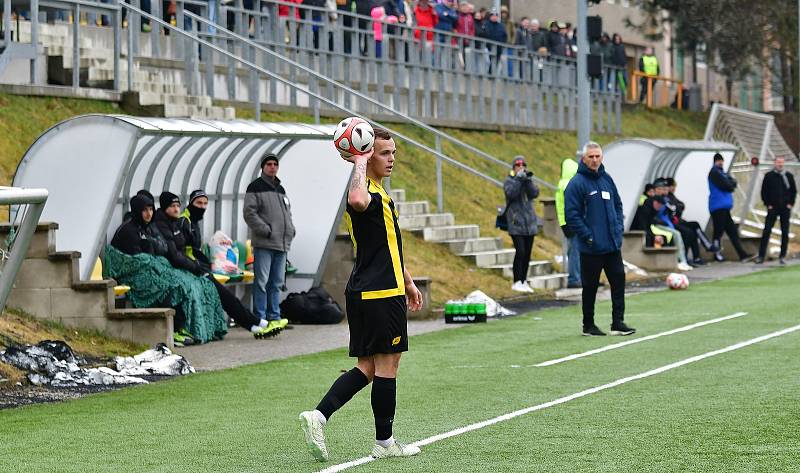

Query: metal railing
left=183, top=9, right=556, bottom=198
left=121, top=2, right=513, bottom=201
left=0, top=187, right=48, bottom=314
left=631, top=71, right=684, bottom=109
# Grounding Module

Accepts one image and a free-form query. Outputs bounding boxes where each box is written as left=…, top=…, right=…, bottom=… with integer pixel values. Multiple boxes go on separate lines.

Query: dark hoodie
left=564, top=161, right=624, bottom=255
left=111, top=195, right=166, bottom=256
left=153, top=196, right=206, bottom=276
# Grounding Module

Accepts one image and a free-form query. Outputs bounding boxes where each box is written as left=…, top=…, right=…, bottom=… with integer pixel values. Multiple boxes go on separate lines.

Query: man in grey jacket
left=503, top=155, right=540, bottom=293
left=244, top=153, right=297, bottom=333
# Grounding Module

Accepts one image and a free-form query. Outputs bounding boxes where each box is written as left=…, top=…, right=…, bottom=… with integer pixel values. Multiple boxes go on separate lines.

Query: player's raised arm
left=346, top=149, right=374, bottom=212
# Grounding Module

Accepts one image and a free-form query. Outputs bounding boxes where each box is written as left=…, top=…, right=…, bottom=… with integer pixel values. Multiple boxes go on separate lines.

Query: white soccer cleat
left=677, top=262, right=694, bottom=272
left=511, top=281, right=534, bottom=293
left=371, top=441, right=421, bottom=459
left=299, top=411, right=329, bottom=462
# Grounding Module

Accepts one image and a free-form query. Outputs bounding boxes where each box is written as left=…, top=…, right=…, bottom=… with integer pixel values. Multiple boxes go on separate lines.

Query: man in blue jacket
left=565, top=142, right=635, bottom=337
left=708, top=153, right=752, bottom=262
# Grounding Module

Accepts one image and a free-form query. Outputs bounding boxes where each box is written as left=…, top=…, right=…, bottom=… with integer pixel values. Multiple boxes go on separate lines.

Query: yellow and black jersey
left=344, top=178, right=405, bottom=300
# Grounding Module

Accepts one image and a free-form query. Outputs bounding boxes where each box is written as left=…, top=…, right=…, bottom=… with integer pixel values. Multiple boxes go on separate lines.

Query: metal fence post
left=29, top=0, right=39, bottom=84
left=127, top=4, right=134, bottom=91
left=113, top=0, right=121, bottom=91
left=72, top=3, right=80, bottom=89
left=436, top=135, right=443, bottom=213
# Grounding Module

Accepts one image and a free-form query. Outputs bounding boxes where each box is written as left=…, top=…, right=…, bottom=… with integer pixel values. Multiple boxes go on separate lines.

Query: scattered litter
left=115, top=344, right=195, bottom=376
left=0, top=341, right=194, bottom=387
left=463, top=290, right=515, bottom=318
left=622, top=260, right=648, bottom=277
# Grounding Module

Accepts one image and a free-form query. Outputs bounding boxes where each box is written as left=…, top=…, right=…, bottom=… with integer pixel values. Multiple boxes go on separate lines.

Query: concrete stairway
left=0, top=222, right=175, bottom=347
left=16, top=21, right=234, bottom=119
left=392, top=189, right=567, bottom=290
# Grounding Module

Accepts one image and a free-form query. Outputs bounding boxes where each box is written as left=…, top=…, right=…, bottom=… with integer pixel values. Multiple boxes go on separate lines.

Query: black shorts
left=346, top=294, right=408, bottom=358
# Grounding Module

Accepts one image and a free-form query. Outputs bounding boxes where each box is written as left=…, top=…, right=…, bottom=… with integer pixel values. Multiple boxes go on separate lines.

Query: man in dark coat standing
left=708, top=153, right=752, bottom=262
left=565, top=142, right=635, bottom=337
left=755, top=156, right=797, bottom=264
left=503, top=155, right=540, bottom=293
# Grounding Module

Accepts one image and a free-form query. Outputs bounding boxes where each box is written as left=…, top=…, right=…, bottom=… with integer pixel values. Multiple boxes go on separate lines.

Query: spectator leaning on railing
left=413, top=0, right=438, bottom=44
left=527, top=18, right=547, bottom=55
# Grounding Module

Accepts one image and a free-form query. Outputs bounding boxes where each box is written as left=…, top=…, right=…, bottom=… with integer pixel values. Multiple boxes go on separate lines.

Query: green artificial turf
left=1, top=268, right=798, bottom=472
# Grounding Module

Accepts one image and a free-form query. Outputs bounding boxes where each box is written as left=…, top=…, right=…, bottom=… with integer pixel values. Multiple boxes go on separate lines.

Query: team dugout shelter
left=13, top=115, right=352, bottom=293
left=602, top=139, right=739, bottom=230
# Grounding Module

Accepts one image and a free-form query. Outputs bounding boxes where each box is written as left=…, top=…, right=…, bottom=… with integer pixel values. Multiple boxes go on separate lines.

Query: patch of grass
left=0, top=266, right=796, bottom=471
left=0, top=93, right=119, bottom=187
left=0, top=309, right=145, bottom=359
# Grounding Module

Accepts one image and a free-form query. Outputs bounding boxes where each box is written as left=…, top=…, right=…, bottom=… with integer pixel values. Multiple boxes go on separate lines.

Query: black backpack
left=280, top=287, right=344, bottom=325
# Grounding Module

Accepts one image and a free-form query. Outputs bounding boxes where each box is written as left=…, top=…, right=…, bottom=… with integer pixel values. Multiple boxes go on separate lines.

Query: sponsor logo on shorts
left=391, top=336, right=401, bottom=346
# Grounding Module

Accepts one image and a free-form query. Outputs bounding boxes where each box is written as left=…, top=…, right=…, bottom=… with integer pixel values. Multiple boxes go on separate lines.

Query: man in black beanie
left=154, top=191, right=278, bottom=339
left=180, top=189, right=213, bottom=273
left=244, top=153, right=295, bottom=334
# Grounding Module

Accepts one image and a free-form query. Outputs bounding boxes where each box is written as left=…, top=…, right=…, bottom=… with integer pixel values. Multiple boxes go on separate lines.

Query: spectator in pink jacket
left=372, top=6, right=398, bottom=58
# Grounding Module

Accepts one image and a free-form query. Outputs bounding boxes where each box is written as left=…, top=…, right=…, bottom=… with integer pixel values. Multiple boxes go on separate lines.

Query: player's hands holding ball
left=333, top=116, right=376, bottom=164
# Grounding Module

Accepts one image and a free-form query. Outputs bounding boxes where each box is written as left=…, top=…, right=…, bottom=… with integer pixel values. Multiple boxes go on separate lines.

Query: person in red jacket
left=414, top=0, right=438, bottom=43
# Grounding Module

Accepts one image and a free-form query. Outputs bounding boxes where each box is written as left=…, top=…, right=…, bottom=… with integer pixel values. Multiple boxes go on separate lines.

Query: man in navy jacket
left=565, top=142, right=635, bottom=337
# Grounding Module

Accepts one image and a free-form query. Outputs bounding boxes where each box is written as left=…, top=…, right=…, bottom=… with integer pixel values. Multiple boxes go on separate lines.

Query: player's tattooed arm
left=347, top=151, right=373, bottom=212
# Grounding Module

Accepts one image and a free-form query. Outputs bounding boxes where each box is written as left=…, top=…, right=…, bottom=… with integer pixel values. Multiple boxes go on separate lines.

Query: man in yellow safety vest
left=638, top=47, right=659, bottom=103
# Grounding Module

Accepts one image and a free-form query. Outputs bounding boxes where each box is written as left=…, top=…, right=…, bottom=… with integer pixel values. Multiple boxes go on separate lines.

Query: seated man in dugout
left=154, top=191, right=281, bottom=339
left=109, top=194, right=196, bottom=346
left=653, top=178, right=703, bottom=268
left=639, top=194, right=694, bottom=271
left=663, top=177, right=718, bottom=262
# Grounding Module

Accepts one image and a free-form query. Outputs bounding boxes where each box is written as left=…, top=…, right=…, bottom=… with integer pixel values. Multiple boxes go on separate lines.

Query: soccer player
left=299, top=127, right=424, bottom=462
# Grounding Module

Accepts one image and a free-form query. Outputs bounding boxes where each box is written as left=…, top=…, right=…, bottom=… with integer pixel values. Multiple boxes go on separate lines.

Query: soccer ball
left=666, top=272, right=689, bottom=290
left=333, top=117, right=375, bottom=158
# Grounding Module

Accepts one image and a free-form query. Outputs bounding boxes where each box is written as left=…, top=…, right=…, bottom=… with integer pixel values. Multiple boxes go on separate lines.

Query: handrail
left=631, top=71, right=683, bottom=110
left=185, top=9, right=556, bottom=190
left=121, top=3, right=505, bottom=188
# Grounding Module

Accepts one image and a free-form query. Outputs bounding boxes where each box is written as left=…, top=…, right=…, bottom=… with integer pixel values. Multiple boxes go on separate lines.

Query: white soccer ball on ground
left=666, top=272, right=690, bottom=290
left=333, top=116, right=375, bottom=158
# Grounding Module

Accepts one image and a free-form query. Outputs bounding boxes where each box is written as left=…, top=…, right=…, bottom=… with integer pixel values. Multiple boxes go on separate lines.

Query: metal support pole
left=0, top=190, right=49, bottom=313
left=29, top=0, right=39, bottom=84
left=72, top=4, right=80, bottom=89
left=576, top=0, right=591, bottom=155
left=127, top=11, right=134, bottom=91
left=3, top=0, right=11, bottom=45
left=436, top=135, right=443, bottom=213
left=113, top=0, right=121, bottom=91
left=738, top=120, right=773, bottom=224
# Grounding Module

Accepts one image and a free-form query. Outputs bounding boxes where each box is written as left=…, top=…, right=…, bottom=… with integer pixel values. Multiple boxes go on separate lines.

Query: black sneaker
left=754, top=256, right=764, bottom=264
left=609, top=323, right=636, bottom=336
left=582, top=325, right=606, bottom=336
left=779, top=258, right=786, bottom=265
left=714, top=252, right=725, bottom=262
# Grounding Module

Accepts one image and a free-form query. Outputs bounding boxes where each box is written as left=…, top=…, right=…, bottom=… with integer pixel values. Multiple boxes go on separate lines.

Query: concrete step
left=390, top=189, right=406, bottom=202
left=394, top=201, right=430, bottom=216
left=442, top=237, right=503, bottom=254
left=397, top=213, right=454, bottom=230
left=528, top=273, right=567, bottom=290
left=491, top=260, right=553, bottom=279
left=140, top=92, right=212, bottom=107
left=459, top=248, right=516, bottom=267
left=421, top=224, right=479, bottom=242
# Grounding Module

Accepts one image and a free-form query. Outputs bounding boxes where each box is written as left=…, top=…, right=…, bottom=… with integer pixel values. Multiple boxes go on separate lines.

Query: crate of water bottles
left=444, top=301, right=488, bottom=324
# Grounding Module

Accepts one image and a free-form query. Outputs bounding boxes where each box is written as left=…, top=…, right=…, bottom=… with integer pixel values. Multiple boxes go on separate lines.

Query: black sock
left=371, top=376, right=396, bottom=441
left=315, top=368, right=370, bottom=420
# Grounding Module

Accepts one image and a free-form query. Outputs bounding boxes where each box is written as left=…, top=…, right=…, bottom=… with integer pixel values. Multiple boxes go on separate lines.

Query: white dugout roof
left=602, top=139, right=739, bottom=230
left=13, top=115, right=351, bottom=293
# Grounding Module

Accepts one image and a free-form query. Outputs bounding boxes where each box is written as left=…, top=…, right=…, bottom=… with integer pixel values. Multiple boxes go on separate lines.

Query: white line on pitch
left=317, top=322, right=800, bottom=473
left=532, top=311, right=748, bottom=367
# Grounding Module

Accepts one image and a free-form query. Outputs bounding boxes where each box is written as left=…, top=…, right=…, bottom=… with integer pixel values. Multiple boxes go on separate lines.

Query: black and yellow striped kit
left=344, top=177, right=405, bottom=300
